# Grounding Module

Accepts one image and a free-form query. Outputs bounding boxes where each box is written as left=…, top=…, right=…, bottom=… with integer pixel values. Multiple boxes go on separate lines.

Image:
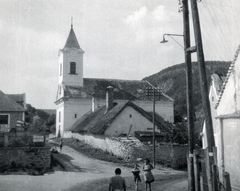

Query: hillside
left=143, top=61, right=231, bottom=119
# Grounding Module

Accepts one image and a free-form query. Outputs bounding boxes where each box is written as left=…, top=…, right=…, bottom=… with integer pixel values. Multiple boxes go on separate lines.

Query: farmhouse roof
left=0, top=90, right=26, bottom=112
left=59, top=78, right=174, bottom=101
left=70, top=101, right=170, bottom=134
left=215, top=45, right=240, bottom=109
left=6, top=93, right=26, bottom=108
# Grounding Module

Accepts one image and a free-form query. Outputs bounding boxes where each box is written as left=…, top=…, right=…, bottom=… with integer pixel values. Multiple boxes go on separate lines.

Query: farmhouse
left=0, top=90, right=26, bottom=135
left=70, top=86, right=172, bottom=139
left=202, top=45, right=240, bottom=190
left=55, top=24, right=174, bottom=137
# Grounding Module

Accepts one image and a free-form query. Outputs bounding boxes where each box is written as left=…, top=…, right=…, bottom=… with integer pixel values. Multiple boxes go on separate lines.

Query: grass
left=51, top=137, right=137, bottom=168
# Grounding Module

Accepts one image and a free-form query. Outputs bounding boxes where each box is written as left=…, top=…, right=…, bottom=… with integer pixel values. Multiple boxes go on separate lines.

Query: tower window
left=59, top=85, right=61, bottom=94
left=60, top=63, right=62, bottom=76
left=70, top=62, right=76, bottom=74
left=59, top=111, right=61, bottom=122
left=75, top=114, right=77, bottom=118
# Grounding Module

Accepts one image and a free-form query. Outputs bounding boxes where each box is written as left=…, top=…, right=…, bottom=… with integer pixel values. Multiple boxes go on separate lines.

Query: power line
left=202, top=0, right=234, bottom=60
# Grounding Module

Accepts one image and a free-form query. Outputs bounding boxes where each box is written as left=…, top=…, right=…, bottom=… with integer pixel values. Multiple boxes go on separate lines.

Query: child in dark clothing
left=132, top=163, right=141, bottom=191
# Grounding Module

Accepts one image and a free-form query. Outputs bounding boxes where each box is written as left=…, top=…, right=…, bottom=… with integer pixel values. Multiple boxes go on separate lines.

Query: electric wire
left=202, top=0, right=233, bottom=60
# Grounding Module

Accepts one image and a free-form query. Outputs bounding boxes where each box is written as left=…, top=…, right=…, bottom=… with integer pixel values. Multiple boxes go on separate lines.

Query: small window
left=59, top=86, right=61, bottom=94
left=0, top=115, right=8, bottom=124
left=60, top=63, right=62, bottom=76
left=129, top=114, right=132, bottom=118
left=75, top=114, right=77, bottom=118
left=212, top=96, right=214, bottom=102
left=59, top=111, right=61, bottom=122
left=70, top=62, right=76, bottom=74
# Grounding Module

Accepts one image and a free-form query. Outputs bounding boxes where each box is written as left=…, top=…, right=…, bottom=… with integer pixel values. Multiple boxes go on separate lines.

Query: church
left=55, top=24, right=174, bottom=137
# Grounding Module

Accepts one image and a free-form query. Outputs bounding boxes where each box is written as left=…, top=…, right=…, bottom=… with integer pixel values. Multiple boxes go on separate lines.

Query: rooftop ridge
left=214, top=44, right=240, bottom=109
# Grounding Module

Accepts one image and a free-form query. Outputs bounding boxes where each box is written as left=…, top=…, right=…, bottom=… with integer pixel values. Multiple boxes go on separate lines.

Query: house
left=202, top=45, right=240, bottom=190
left=70, top=86, right=170, bottom=138
left=55, top=24, right=174, bottom=137
left=0, top=90, right=26, bottom=134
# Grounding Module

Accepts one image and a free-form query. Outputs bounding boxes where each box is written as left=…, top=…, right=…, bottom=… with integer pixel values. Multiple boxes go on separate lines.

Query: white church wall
left=63, top=99, right=91, bottom=132
left=55, top=102, right=64, bottom=137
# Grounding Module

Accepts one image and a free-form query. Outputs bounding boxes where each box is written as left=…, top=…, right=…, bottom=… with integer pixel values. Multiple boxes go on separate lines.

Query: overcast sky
left=0, top=0, right=239, bottom=109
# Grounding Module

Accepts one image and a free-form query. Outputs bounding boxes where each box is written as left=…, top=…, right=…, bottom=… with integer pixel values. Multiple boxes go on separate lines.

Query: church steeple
left=63, top=26, right=83, bottom=51
left=58, top=23, right=84, bottom=87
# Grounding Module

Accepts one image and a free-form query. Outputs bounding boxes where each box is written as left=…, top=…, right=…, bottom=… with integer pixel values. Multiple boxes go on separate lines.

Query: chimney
left=106, top=86, right=113, bottom=112
left=92, top=93, right=99, bottom=112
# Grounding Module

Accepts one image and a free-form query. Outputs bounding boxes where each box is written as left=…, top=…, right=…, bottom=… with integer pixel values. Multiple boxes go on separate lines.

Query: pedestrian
left=109, top=168, right=126, bottom=191
left=142, top=158, right=154, bottom=191
left=132, top=163, right=141, bottom=191
left=59, top=139, right=63, bottom=152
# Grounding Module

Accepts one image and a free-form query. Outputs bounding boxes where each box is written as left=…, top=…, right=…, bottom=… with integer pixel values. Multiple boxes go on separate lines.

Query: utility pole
left=182, top=0, right=195, bottom=190
left=146, top=87, right=161, bottom=167
left=189, top=0, right=216, bottom=190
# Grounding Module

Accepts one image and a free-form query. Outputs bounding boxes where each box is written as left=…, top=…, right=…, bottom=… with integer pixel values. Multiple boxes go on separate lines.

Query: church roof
left=0, top=90, right=26, bottom=112
left=63, top=26, right=83, bottom=51
left=70, top=101, right=170, bottom=134
left=60, top=78, right=174, bottom=102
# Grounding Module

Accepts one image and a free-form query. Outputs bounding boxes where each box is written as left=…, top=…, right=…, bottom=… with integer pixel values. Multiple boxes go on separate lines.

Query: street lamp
left=160, top=34, right=184, bottom=48
left=160, top=31, right=195, bottom=189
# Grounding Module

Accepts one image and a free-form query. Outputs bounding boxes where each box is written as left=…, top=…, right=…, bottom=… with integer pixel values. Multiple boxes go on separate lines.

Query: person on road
left=132, top=163, right=141, bottom=191
left=142, top=158, right=154, bottom=191
left=59, top=139, right=63, bottom=152
left=109, top=168, right=126, bottom=191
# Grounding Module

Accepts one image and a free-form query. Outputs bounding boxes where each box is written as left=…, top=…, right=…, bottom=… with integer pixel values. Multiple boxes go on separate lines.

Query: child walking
left=132, top=163, right=141, bottom=191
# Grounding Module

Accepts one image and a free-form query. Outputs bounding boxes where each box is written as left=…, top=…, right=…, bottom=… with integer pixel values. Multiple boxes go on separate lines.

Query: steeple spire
left=62, top=19, right=84, bottom=51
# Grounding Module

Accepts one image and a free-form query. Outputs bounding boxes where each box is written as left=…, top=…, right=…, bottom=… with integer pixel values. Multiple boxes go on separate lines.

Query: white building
left=55, top=25, right=174, bottom=137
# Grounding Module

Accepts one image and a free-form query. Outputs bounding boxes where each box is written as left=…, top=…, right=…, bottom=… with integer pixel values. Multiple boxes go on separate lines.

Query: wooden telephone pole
left=182, top=0, right=195, bottom=190
left=188, top=0, right=216, bottom=190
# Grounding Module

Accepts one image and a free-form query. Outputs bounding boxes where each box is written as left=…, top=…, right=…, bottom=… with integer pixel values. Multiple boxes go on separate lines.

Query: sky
left=0, top=0, right=240, bottom=109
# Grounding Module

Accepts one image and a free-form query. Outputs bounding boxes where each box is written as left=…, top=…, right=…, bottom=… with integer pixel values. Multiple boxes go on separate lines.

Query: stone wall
left=131, top=143, right=188, bottom=169
left=66, top=132, right=188, bottom=169
left=0, top=146, right=51, bottom=170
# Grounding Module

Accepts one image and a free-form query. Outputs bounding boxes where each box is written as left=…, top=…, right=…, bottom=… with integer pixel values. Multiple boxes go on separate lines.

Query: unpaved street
left=0, top=144, right=187, bottom=191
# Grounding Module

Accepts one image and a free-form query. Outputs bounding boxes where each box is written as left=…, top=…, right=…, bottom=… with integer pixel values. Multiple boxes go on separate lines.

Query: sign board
left=33, top=135, right=44, bottom=142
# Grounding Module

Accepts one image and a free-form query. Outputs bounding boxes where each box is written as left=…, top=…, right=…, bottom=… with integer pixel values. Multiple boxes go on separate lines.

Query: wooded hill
left=143, top=61, right=231, bottom=120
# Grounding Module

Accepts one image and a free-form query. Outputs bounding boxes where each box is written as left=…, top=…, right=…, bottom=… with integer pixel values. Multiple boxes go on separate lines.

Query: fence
left=0, top=132, right=45, bottom=147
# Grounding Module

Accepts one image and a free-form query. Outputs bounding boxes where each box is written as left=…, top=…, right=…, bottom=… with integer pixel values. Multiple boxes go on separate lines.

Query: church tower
left=55, top=24, right=85, bottom=137
left=58, top=23, right=84, bottom=86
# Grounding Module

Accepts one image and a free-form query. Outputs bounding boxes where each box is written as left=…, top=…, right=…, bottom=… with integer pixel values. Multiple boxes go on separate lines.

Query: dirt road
left=0, top=144, right=187, bottom=191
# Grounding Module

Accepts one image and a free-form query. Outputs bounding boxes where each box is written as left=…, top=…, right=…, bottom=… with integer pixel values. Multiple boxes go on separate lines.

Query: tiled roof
left=62, top=78, right=173, bottom=101
left=63, top=26, right=84, bottom=51
left=7, top=93, right=25, bottom=108
left=215, top=45, right=240, bottom=109
left=0, top=90, right=25, bottom=112
left=70, top=101, right=172, bottom=134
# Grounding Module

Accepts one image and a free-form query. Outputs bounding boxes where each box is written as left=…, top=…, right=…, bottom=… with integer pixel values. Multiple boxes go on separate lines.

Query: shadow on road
left=51, top=153, right=85, bottom=172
